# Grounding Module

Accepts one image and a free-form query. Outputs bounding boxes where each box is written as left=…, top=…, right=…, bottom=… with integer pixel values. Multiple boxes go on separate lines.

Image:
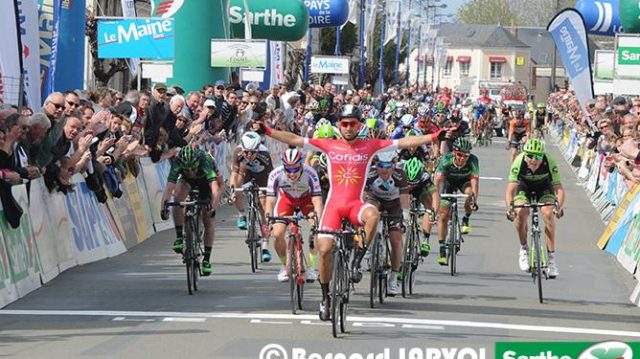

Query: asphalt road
left=1, top=138, right=639, bottom=359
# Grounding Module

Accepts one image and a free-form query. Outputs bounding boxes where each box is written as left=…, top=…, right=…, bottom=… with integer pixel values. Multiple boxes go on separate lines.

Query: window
left=490, top=62, right=503, bottom=79
left=443, top=60, right=453, bottom=77
left=460, top=62, right=470, bottom=76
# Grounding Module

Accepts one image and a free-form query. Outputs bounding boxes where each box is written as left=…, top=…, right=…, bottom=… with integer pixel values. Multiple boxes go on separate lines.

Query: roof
left=515, top=27, right=599, bottom=66
left=437, top=23, right=530, bottom=49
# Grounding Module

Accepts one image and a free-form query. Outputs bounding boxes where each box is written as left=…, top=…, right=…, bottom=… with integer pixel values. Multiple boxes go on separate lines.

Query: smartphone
left=90, top=137, right=99, bottom=145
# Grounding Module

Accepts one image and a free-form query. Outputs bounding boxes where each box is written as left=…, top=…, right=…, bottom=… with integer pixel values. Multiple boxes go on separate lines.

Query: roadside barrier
left=549, top=122, right=640, bottom=306
left=0, top=158, right=173, bottom=308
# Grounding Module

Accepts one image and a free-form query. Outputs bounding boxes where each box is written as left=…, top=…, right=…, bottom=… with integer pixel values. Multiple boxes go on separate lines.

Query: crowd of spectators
left=549, top=89, right=640, bottom=189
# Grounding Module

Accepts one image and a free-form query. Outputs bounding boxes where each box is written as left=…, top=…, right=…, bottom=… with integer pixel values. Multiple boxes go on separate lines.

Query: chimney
left=510, top=18, right=517, bottom=38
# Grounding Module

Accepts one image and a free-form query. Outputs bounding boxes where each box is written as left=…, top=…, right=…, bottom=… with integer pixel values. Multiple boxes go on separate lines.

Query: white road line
left=480, top=176, right=504, bottom=181
left=353, top=322, right=396, bottom=328
left=250, top=319, right=292, bottom=325
left=2, top=309, right=639, bottom=338
left=162, top=317, right=206, bottom=323
left=300, top=320, right=331, bottom=326
left=402, top=324, right=445, bottom=330
left=112, top=316, right=156, bottom=322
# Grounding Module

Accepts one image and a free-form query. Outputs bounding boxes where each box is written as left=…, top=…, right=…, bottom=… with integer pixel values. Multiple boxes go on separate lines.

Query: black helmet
left=338, top=104, right=362, bottom=121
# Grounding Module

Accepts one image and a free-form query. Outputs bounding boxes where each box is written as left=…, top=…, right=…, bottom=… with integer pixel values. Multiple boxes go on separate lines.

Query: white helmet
left=376, top=151, right=396, bottom=163
left=241, top=131, right=261, bottom=151
left=400, top=114, right=414, bottom=127
left=316, top=117, right=331, bottom=127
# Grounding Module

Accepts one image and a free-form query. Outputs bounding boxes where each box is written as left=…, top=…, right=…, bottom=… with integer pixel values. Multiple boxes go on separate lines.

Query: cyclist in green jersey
left=161, top=145, right=222, bottom=275
left=403, top=157, right=440, bottom=256
left=505, top=138, right=564, bottom=278
left=434, top=138, right=480, bottom=265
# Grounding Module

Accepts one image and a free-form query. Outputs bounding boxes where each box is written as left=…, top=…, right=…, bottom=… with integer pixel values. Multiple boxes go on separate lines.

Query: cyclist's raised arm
left=255, top=120, right=305, bottom=147
left=398, top=129, right=446, bottom=149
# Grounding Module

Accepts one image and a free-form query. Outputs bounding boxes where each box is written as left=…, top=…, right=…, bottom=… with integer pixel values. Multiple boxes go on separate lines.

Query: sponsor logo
left=229, top=6, right=297, bottom=27
left=578, top=342, right=633, bottom=359
left=497, top=341, right=636, bottom=359
left=152, top=0, right=184, bottom=18
left=328, top=151, right=369, bottom=163
left=101, top=19, right=173, bottom=45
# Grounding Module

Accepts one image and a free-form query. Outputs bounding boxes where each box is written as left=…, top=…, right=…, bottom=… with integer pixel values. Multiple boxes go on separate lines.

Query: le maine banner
left=97, top=18, right=175, bottom=59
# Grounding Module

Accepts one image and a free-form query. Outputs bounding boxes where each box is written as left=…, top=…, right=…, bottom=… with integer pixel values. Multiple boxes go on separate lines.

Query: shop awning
left=457, top=56, right=471, bottom=63
left=447, top=55, right=453, bottom=62
left=489, top=56, right=507, bottom=63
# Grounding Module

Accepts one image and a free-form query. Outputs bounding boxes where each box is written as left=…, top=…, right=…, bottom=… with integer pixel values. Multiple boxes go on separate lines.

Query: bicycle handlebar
left=233, top=186, right=268, bottom=193
left=512, top=202, right=557, bottom=209
left=268, top=214, right=316, bottom=223
left=440, top=193, right=470, bottom=199
left=165, top=200, right=211, bottom=207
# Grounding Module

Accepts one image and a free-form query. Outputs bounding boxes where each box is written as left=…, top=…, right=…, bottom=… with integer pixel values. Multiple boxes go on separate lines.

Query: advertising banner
left=310, top=56, right=350, bottom=74
left=594, top=50, right=614, bottom=81
left=28, top=178, right=61, bottom=283
left=304, top=0, right=349, bottom=28
left=547, top=9, right=595, bottom=117
left=98, top=18, right=175, bottom=60
left=620, top=0, right=640, bottom=33
left=0, top=185, right=41, bottom=298
left=140, top=157, right=174, bottom=231
left=575, top=0, right=623, bottom=36
left=38, top=0, right=62, bottom=103
left=0, top=225, right=18, bottom=308
left=55, top=0, right=85, bottom=93
left=228, top=0, right=309, bottom=41
left=0, top=0, right=22, bottom=107
left=616, top=194, right=640, bottom=274
left=17, top=0, right=42, bottom=110
left=614, top=34, right=640, bottom=80
left=134, top=172, right=156, bottom=238
left=269, top=41, right=285, bottom=86
left=210, top=40, right=267, bottom=68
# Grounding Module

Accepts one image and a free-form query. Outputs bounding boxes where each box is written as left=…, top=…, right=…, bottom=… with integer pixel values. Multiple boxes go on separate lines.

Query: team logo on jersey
left=334, top=165, right=362, bottom=186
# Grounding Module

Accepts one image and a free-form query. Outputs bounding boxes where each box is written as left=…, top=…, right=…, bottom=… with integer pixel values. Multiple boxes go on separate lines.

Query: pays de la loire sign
left=304, top=0, right=349, bottom=28
left=228, top=0, right=309, bottom=41
left=97, top=18, right=175, bottom=59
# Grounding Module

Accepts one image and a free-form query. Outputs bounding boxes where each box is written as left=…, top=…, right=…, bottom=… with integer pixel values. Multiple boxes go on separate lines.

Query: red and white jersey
left=266, top=164, right=322, bottom=199
left=303, top=138, right=398, bottom=201
left=476, top=95, right=493, bottom=105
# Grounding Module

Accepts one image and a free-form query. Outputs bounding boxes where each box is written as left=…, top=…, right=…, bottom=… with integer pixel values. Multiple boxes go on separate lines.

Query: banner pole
left=13, top=0, right=25, bottom=110
left=378, top=0, right=386, bottom=94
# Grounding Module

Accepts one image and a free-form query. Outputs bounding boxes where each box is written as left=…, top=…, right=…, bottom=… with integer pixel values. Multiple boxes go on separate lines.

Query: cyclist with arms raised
left=253, top=104, right=449, bottom=320
left=265, top=148, right=324, bottom=283
left=434, top=138, right=479, bottom=265
left=505, top=139, right=564, bottom=278
left=161, top=145, right=221, bottom=276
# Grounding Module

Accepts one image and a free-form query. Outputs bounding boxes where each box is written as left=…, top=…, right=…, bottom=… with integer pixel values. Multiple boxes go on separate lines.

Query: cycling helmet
left=435, top=101, right=446, bottom=114
left=523, top=138, right=545, bottom=156
left=316, top=118, right=331, bottom=128
left=404, top=157, right=424, bottom=182
left=417, top=105, right=429, bottom=117
left=281, top=148, right=303, bottom=166
left=376, top=151, right=396, bottom=163
left=366, top=118, right=386, bottom=139
left=178, top=145, right=201, bottom=169
left=452, top=137, right=472, bottom=153
left=400, top=114, right=414, bottom=127
left=338, top=104, right=362, bottom=120
left=404, top=129, right=422, bottom=137
left=241, top=131, right=261, bottom=151
left=537, top=103, right=546, bottom=109
left=315, top=124, right=335, bottom=139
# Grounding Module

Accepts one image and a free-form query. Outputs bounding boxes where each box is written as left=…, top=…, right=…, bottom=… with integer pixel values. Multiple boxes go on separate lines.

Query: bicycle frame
left=235, top=180, right=268, bottom=273
left=441, top=193, right=468, bottom=276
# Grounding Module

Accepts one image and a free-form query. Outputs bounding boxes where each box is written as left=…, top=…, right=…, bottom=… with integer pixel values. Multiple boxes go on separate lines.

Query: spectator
left=202, top=84, right=215, bottom=99
left=21, top=107, right=33, bottom=117
left=42, top=92, right=65, bottom=126
left=182, top=91, right=201, bottom=121
left=64, top=91, right=81, bottom=116
left=25, top=113, right=51, bottom=166
left=81, top=105, right=95, bottom=126
left=144, top=83, right=170, bottom=151
left=0, top=114, right=30, bottom=185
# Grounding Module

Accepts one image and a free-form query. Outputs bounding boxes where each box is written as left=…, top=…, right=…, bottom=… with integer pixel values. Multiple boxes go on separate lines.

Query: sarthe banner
left=547, top=9, right=595, bottom=117
left=0, top=0, right=21, bottom=106
left=18, top=0, right=42, bottom=110
left=55, top=0, right=85, bottom=93
left=38, top=0, right=62, bottom=103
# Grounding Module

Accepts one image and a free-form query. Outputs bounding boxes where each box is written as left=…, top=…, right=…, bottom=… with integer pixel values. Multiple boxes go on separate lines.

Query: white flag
left=0, top=1, right=21, bottom=107
left=363, top=0, right=378, bottom=46
left=384, top=0, right=400, bottom=45
left=342, top=0, right=359, bottom=29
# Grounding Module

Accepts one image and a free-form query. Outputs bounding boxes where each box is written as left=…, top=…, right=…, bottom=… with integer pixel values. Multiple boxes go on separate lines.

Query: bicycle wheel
left=369, top=234, right=380, bottom=308
left=533, top=233, right=544, bottom=303
left=185, top=220, right=195, bottom=295
left=449, top=215, right=457, bottom=276
left=378, top=238, right=388, bottom=304
left=401, top=225, right=414, bottom=298
left=331, top=249, right=343, bottom=338
left=296, top=238, right=305, bottom=311
left=289, top=235, right=297, bottom=314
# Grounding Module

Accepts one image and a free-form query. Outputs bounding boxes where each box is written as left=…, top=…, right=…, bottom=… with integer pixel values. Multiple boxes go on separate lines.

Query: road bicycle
left=512, top=200, right=557, bottom=303
left=165, top=190, right=209, bottom=295
left=440, top=193, right=470, bottom=276
left=233, top=179, right=268, bottom=273
left=314, top=220, right=357, bottom=338
left=369, top=212, right=392, bottom=307
left=269, top=211, right=316, bottom=314
left=401, top=197, right=426, bottom=297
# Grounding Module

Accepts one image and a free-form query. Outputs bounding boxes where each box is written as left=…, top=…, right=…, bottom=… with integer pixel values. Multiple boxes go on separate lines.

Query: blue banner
left=97, top=18, right=175, bottom=60
left=38, top=0, right=62, bottom=103
left=304, top=0, right=349, bottom=28
left=55, top=0, right=85, bottom=92
left=575, top=0, right=622, bottom=36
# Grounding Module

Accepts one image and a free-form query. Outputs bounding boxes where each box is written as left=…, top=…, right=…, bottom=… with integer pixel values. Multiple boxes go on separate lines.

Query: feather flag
left=384, top=0, right=400, bottom=45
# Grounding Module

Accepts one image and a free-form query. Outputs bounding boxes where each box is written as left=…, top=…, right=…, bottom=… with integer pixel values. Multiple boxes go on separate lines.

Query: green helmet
left=452, top=137, right=472, bottom=153
left=365, top=117, right=377, bottom=129
left=436, top=101, right=446, bottom=114
left=404, top=129, right=421, bottom=137
left=537, top=103, right=546, bottom=109
left=178, top=145, right=201, bottom=169
left=404, top=157, right=424, bottom=182
left=523, top=138, right=545, bottom=156
left=315, top=124, right=335, bottom=139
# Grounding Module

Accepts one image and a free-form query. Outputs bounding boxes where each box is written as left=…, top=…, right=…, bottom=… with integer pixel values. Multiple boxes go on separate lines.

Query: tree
left=86, top=8, right=128, bottom=87
left=457, top=0, right=577, bottom=27
left=320, top=23, right=358, bottom=55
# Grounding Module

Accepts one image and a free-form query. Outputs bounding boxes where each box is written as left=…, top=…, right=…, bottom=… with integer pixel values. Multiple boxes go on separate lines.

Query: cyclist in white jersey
left=265, top=148, right=324, bottom=282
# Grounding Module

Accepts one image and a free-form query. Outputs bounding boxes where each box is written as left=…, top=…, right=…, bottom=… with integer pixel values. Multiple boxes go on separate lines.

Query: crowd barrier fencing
left=0, top=158, right=174, bottom=308
left=549, top=122, right=640, bottom=306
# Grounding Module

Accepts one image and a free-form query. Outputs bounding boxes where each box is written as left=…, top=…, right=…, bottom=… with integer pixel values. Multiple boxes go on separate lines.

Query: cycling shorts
left=365, top=197, right=404, bottom=231
left=514, top=181, right=556, bottom=205
left=318, top=198, right=374, bottom=234
left=440, top=179, right=471, bottom=207
left=410, top=185, right=436, bottom=203
left=242, top=170, right=269, bottom=188
left=177, top=177, right=212, bottom=200
left=510, top=133, right=526, bottom=148
left=274, top=193, right=315, bottom=218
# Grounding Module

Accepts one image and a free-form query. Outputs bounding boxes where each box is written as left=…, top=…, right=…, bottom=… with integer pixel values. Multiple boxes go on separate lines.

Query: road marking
left=300, top=320, right=331, bottom=326
left=480, top=176, right=504, bottom=181
left=162, top=317, right=206, bottom=323
left=2, top=309, right=639, bottom=338
left=113, top=316, right=156, bottom=322
left=250, top=319, right=292, bottom=325
left=353, top=322, right=395, bottom=328
left=402, top=324, right=445, bottom=330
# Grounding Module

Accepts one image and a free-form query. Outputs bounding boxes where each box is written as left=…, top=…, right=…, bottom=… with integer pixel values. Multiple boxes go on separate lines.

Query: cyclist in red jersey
left=253, top=104, right=450, bottom=321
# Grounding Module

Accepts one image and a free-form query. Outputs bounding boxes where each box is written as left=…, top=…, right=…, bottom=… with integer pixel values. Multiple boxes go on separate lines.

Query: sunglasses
left=243, top=150, right=257, bottom=156
left=249, top=102, right=258, bottom=105
left=526, top=153, right=544, bottom=161
left=598, top=124, right=609, bottom=129
left=339, top=120, right=359, bottom=128
left=216, top=86, right=225, bottom=90
left=284, top=166, right=301, bottom=174
left=51, top=102, right=64, bottom=110
left=156, top=89, right=167, bottom=94
left=67, top=101, right=80, bottom=108
left=454, top=151, right=470, bottom=158
left=377, top=161, right=393, bottom=169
